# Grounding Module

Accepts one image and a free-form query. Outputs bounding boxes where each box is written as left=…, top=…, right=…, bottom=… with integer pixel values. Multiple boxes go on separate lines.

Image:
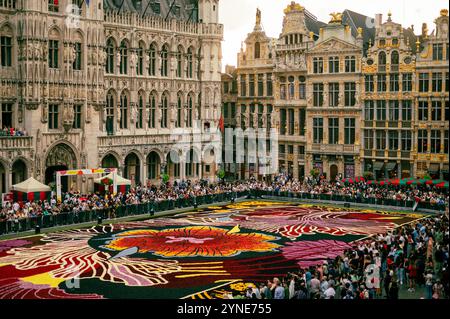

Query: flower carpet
left=0, top=201, right=425, bottom=299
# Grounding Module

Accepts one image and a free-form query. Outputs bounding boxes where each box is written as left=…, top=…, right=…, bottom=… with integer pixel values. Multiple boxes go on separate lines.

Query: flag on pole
left=218, top=115, right=225, bottom=133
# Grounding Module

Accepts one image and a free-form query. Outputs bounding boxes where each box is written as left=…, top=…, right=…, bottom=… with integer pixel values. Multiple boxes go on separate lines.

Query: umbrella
left=355, top=176, right=365, bottom=183
left=407, top=179, right=421, bottom=185
left=378, top=179, right=390, bottom=186
left=435, top=181, right=449, bottom=189
left=367, top=180, right=378, bottom=185
left=341, top=178, right=355, bottom=184
left=390, top=179, right=400, bottom=186
left=425, top=179, right=444, bottom=185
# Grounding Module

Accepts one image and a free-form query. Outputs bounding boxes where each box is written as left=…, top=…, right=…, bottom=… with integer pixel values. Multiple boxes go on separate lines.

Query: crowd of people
left=0, top=126, right=28, bottom=137
left=0, top=175, right=448, bottom=223
left=229, top=212, right=449, bottom=300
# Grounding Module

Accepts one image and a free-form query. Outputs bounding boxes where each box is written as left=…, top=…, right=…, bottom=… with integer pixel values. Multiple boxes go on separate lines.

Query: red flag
left=54, top=0, right=59, bottom=5
left=218, top=115, right=224, bottom=133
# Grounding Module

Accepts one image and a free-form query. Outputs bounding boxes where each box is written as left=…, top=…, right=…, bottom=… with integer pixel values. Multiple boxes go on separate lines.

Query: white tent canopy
left=94, top=173, right=132, bottom=186
left=12, top=177, right=51, bottom=193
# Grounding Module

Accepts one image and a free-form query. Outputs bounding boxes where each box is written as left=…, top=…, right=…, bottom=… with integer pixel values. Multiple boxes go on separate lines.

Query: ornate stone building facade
left=223, top=2, right=449, bottom=181
left=0, top=0, right=223, bottom=195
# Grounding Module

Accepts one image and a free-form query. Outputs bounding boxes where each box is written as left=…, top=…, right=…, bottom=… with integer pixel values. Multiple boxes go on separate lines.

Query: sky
left=218, top=0, right=449, bottom=70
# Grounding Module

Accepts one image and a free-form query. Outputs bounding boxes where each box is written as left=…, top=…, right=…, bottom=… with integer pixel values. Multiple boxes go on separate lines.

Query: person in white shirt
left=324, top=283, right=336, bottom=299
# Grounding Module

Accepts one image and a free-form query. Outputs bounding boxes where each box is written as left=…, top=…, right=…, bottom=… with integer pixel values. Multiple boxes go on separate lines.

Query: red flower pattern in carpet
left=105, top=226, right=280, bottom=257
left=281, top=240, right=352, bottom=267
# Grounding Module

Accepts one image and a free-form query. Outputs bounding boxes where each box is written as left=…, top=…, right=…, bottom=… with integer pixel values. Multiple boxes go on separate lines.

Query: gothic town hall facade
left=0, top=0, right=223, bottom=194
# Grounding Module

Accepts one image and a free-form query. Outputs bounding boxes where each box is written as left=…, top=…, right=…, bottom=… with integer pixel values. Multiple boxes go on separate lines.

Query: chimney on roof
left=375, top=14, right=383, bottom=28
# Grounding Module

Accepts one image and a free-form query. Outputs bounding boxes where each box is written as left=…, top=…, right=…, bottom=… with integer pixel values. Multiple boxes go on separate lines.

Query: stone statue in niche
left=41, top=104, right=48, bottom=123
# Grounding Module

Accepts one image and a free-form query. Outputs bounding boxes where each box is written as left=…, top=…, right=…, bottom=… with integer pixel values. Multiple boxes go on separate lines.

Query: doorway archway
left=45, top=143, right=77, bottom=192
left=124, top=153, right=140, bottom=186
left=330, top=164, right=338, bottom=181
left=11, top=159, right=27, bottom=185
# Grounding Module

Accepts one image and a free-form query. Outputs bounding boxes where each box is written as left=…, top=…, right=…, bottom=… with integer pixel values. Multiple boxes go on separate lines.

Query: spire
left=387, top=10, right=392, bottom=22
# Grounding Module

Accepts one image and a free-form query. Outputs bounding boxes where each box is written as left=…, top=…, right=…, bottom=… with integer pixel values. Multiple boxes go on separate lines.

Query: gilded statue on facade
left=329, top=12, right=343, bottom=24
left=256, top=8, right=261, bottom=26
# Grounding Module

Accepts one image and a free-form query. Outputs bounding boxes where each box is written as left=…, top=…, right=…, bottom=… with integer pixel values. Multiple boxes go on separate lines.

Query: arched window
left=0, top=24, right=13, bottom=67
left=106, top=38, right=115, bottom=74
left=149, top=43, right=156, bottom=76
left=119, top=91, right=128, bottom=129
left=161, top=93, right=168, bottom=128
left=185, top=149, right=199, bottom=177
left=378, top=51, right=386, bottom=72
left=288, top=76, right=295, bottom=99
left=391, top=50, right=399, bottom=71
left=177, top=94, right=182, bottom=128
left=187, top=94, right=193, bottom=127
left=136, top=42, right=144, bottom=75
left=176, top=45, right=183, bottom=78
left=148, top=92, right=156, bottom=129
left=254, top=42, right=260, bottom=59
left=119, top=40, right=128, bottom=74
left=161, top=44, right=168, bottom=77
left=137, top=92, right=144, bottom=129
left=187, top=47, right=193, bottom=78
left=106, top=90, right=115, bottom=135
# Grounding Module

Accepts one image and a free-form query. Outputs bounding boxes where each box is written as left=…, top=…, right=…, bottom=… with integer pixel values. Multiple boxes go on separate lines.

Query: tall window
left=419, top=73, right=429, bottom=92
left=365, top=75, right=374, bottom=92
left=432, top=73, right=442, bottom=92
left=345, top=56, right=356, bottom=72
left=401, top=131, right=412, bottom=151
left=432, top=101, right=442, bottom=121
left=313, top=83, right=324, bottom=107
left=388, top=100, right=399, bottom=121
left=48, top=39, right=59, bottom=68
left=299, top=108, right=305, bottom=135
left=377, top=74, right=387, bottom=92
left=161, top=44, right=168, bottom=77
left=388, top=131, right=398, bottom=150
left=328, top=83, right=339, bottom=107
left=403, top=73, right=412, bottom=91
left=390, top=51, right=399, bottom=71
left=258, top=74, right=264, bottom=97
left=390, top=74, right=399, bottom=92
left=365, top=101, right=374, bottom=120
left=161, top=94, right=168, bottom=128
left=418, top=130, right=428, bottom=153
left=328, top=118, right=339, bottom=144
left=137, top=94, right=144, bottom=129
left=376, top=100, right=386, bottom=121
left=0, top=103, right=12, bottom=128
left=176, top=46, right=183, bottom=78
left=72, top=105, right=82, bottom=129
left=313, top=118, right=323, bottom=143
left=106, top=91, right=115, bottom=135
left=136, top=43, right=144, bottom=76
left=119, top=40, right=128, bottom=75
left=364, top=130, right=374, bottom=149
left=431, top=130, right=441, bottom=153
left=445, top=130, right=449, bottom=155
left=0, top=0, right=17, bottom=9
left=402, top=100, right=412, bottom=121
left=299, top=82, right=306, bottom=100
left=266, top=73, right=273, bottom=96
left=106, top=38, right=115, bottom=74
left=287, top=109, right=294, bottom=135
left=446, top=72, right=449, bottom=92
left=288, top=76, right=295, bottom=99
left=0, top=36, right=12, bottom=67
left=418, top=101, right=428, bottom=121
left=73, top=42, right=82, bottom=70
left=313, top=57, right=323, bottom=74
left=48, top=104, right=59, bottom=129
left=329, top=56, right=339, bottom=73
left=433, top=43, right=443, bottom=60
left=240, top=75, right=246, bottom=96
left=187, top=47, right=193, bottom=78
left=149, top=93, right=156, bottom=129
left=254, top=42, right=260, bottom=59
left=187, top=95, right=193, bottom=128
left=344, top=118, right=355, bottom=144
left=344, top=82, right=356, bottom=106
left=376, top=131, right=386, bottom=150
left=176, top=95, right=182, bottom=128
left=119, top=92, right=128, bottom=129
left=378, top=52, right=386, bottom=72
left=280, top=108, right=286, bottom=135
left=149, top=43, right=157, bottom=76
left=249, top=74, right=255, bottom=96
